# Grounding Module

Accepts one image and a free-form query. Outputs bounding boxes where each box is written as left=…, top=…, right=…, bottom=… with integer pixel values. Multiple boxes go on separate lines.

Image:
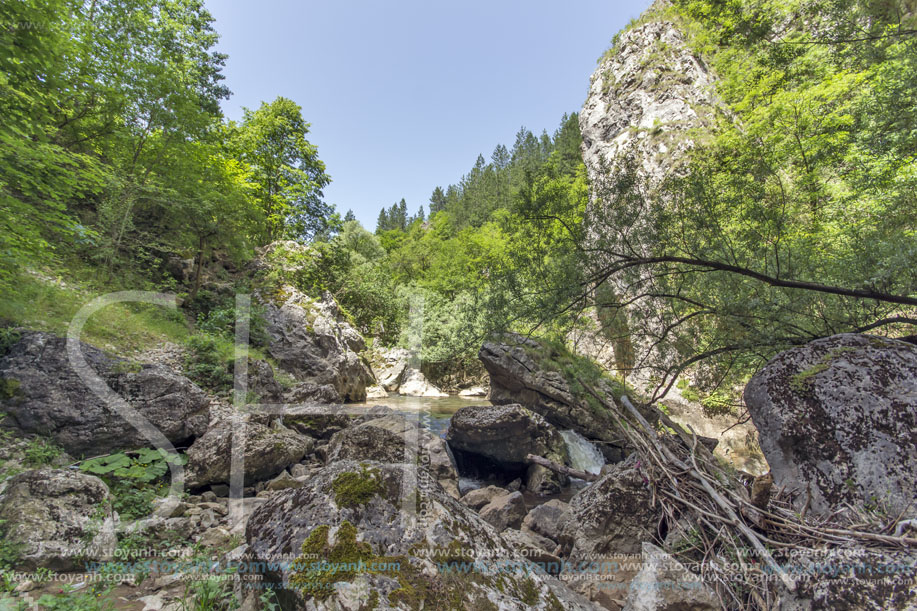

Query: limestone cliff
left=580, top=6, right=717, bottom=190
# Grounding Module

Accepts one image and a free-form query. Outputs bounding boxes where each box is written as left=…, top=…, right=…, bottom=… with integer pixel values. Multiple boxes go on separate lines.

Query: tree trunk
left=525, top=454, right=598, bottom=482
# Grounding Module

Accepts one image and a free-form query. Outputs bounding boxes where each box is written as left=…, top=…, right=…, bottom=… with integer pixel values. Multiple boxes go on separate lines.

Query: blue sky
left=205, top=0, right=651, bottom=229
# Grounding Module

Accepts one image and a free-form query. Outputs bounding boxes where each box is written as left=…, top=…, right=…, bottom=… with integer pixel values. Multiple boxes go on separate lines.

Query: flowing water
left=559, top=429, right=606, bottom=475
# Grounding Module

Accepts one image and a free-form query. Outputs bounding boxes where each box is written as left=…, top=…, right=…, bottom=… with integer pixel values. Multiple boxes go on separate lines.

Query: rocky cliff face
left=580, top=9, right=716, bottom=191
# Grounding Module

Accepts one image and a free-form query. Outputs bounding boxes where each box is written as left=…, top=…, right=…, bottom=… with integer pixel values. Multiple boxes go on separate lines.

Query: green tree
left=234, top=96, right=331, bottom=243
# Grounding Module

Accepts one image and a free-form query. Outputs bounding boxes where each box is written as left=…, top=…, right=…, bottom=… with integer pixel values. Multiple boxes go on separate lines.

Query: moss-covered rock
left=245, top=460, right=596, bottom=610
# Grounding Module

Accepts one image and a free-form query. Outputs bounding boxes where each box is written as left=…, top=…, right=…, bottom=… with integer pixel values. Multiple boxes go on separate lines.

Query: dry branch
left=524, top=453, right=599, bottom=482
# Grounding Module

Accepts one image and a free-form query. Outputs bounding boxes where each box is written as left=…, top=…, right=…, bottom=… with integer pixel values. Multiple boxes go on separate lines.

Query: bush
left=183, top=334, right=233, bottom=392
left=23, top=436, right=63, bottom=467
left=196, top=302, right=270, bottom=347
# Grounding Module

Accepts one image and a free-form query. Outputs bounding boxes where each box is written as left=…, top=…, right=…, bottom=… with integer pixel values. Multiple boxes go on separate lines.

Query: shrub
left=183, top=334, right=232, bottom=392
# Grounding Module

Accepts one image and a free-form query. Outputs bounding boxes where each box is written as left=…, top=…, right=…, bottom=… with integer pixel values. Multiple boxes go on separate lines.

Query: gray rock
left=523, top=500, right=571, bottom=544
left=398, top=368, right=447, bottom=397
left=479, top=335, right=639, bottom=462
left=259, top=282, right=374, bottom=402
left=281, top=403, right=391, bottom=440
left=479, top=491, right=527, bottom=532
left=198, top=526, right=234, bottom=550
left=326, top=414, right=458, bottom=482
left=501, top=528, right=562, bottom=573
left=447, top=402, right=570, bottom=494
left=0, top=469, right=118, bottom=570
left=185, top=420, right=313, bottom=488
left=745, top=333, right=917, bottom=518
left=461, top=485, right=509, bottom=511
left=459, top=386, right=488, bottom=397
left=623, top=543, right=718, bottom=611
left=561, top=457, right=658, bottom=558
left=247, top=359, right=283, bottom=401
left=264, top=470, right=303, bottom=491
left=283, top=382, right=341, bottom=405
left=245, top=460, right=596, bottom=610
left=371, top=346, right=411, bottom=391
left=0, top=331, right=209, bottom=456
left=581, top=19, right=715, bottom=191
left=365, top=384, right=388, bottom=399
left=777, top=547, right=917, bottom=610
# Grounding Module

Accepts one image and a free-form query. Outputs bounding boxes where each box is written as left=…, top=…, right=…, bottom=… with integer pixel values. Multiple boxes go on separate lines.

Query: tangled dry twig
left=575, top=377, right=917, bottom=610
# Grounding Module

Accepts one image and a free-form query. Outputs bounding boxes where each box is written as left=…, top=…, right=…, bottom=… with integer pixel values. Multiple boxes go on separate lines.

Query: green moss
left=790, top=347, right=859, bottom=394
left=331, top=465, right=383, bottom=508
left=291, top=521, right=400, bottom=600
left=517, top=577, right=540, bottom=606
left=0, top=379, right=21, bottom=401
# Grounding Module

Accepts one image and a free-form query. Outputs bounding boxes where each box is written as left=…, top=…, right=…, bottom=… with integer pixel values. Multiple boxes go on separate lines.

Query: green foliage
left=79, top=449, right=182, bottom=519
left=184, top=334, right=233, bottom=392
left=0, top=519, right=23, bottom=595
left=80, top=449, right=184, bottom=483
left=523, top=336, right=630, bottom=413
left=23, top=437, right=63, bottom=468
left=231, top=96, right=332, bottom=243
left=36, top=584, right=115, bottom=611
left=180, top=576, right=238, bottom=611
left=579, top=0, right=917, bottom=394
left=195, top=300, right=269, bottom=347
left=0, top=329, right=21, bottom=357
left=0, top=271, right=189, bottom=356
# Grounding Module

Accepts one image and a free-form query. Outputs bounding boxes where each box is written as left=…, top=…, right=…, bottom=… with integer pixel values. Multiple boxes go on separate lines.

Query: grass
left=520, top=335, right=633, bottom=413
left=0, top=270, right=189, bottom=358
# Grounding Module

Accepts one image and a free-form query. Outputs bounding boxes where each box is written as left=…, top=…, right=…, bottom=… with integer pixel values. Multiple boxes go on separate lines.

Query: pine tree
left=429, top=186, right=447, bottom=214
left=397, top=198, right=408, bottom=230
left=344, top=209, right=356, bottom=222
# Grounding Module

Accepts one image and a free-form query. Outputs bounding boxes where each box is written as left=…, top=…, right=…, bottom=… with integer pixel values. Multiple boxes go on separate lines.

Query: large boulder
left=0, top=469, right=118, bottom=570
left=560, top=457, right=658, bottom=560
left=478, top=491, right=527, bottom=531
left=0, top=331, right=209, bottom=456
left=623, top=543, right=718, bottom=611
left=371, top=346, right=411, bottom=391
left=559, top=459, right=660, bottom=609
left=447, top=403, right=570, bottom=494
left=185, top=419, right=314, bottom=488
left=280, top=404, right=392, bottom=440
left=245, top=460, right=597, bottom=610
left=247, top=359, right=284, bottom=402
left=778, top=547, right=917, bottom=611
left=744, top=333, right=917, bottom=518
left=326, top=414, right=458, bottom=483
left=398, top=367, right=447, bottom=397
left=259, top=285, right=374, bottom=402
left=523, top=499, right=571, bottom=544
left=283, top=381, right=341, bottom=405
left=479, top=334, right=638, bottom=462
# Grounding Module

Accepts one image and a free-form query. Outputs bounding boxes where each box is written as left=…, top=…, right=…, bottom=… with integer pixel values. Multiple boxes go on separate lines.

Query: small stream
left=359, top=393, right=488, bottom=437
left=358, top=394, right=606, bottom=501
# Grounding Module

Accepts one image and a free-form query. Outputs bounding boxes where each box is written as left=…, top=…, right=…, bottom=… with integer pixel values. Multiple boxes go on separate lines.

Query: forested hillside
left=1, top=0, right=331, bottom=296
left=575, top=0, right=917, bottom=408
